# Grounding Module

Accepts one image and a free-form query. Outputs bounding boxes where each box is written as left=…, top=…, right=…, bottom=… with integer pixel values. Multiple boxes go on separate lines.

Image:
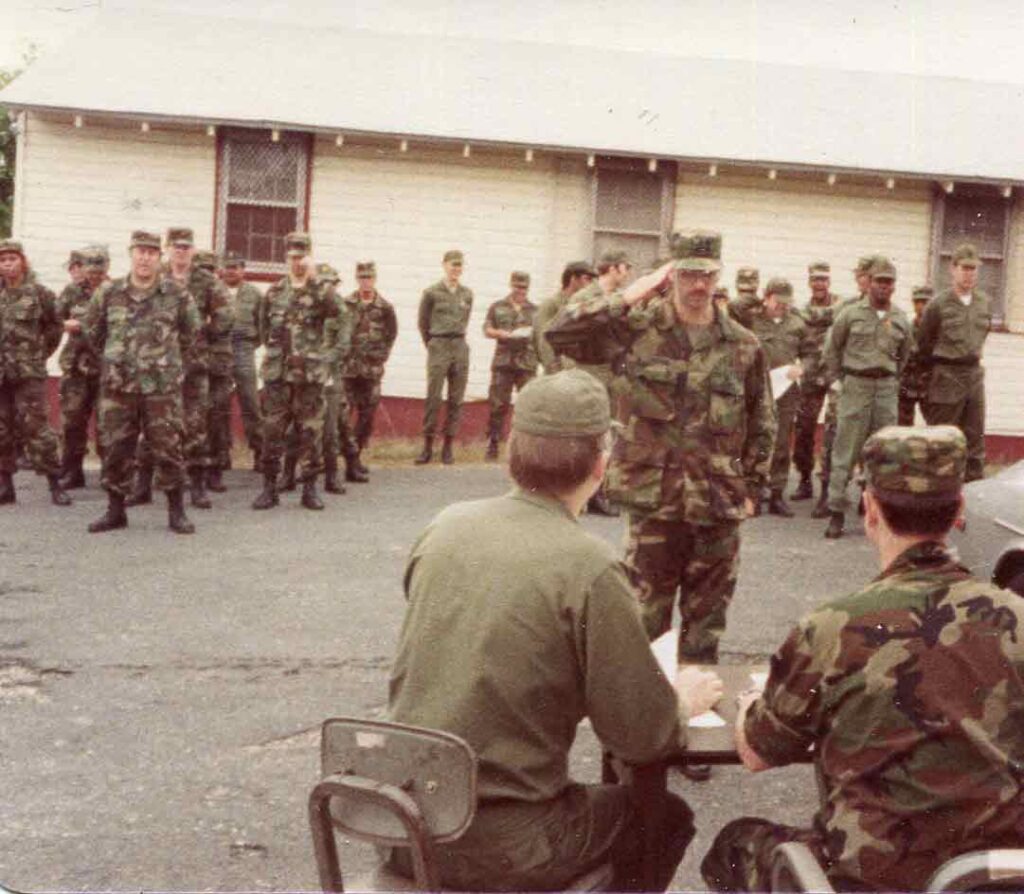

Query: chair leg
left=308, top=786, right=346, bottom=893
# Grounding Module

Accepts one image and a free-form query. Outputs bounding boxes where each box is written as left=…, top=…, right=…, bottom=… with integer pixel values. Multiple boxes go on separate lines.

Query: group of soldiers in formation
left=0, top=229, right=398, bottom=532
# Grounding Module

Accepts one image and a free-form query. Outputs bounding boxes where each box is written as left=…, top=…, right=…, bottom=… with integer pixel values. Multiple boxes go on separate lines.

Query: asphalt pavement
left=0, top=462, right=878, bottom=892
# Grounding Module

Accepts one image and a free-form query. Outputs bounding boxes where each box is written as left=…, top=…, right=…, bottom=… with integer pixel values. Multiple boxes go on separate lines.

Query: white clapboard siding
left=309, top=140, right=590, bottom=399
left=1004, top=202, right=1024, bottom=334
left=674, top=173, right=933, bottom=312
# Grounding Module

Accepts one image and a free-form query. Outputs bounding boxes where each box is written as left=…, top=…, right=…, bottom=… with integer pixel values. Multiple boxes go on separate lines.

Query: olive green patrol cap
left=808, top=261, right=830, bottom=278
left=512, top=369, right=610, bottom=438
left=736, top=266, right=759, bottom=291
left=194, top=250, right=218, bottom=271
left=862, top=425, right=966, bottom=507
left=67, top=249, right=86, bottom=267
left=443, top=249, right=464, bottom=264
left=82, top=246, right=110, bottom=268
left=951, top=242, right=982, bottom=268
left=669, top=230, right=722, bottom=272
left=564, top=260, right=596, bottom=278
left=223, top=251, right=246, bottom=268
left=854, top=254, right=883, bottom=275
left=869, top=257, right=897, bottom=281
left=510, top=270, right=530, bottom=288
left=0, top=239, right=25, bottom=256
left=166, top=227, right=194, bottom=247
left=765, top=277, right=794, bottom=302
left=912, top=285, right=934, bottom=302
left=598, top=249, right=631, bottom=268
left=130, top=230, right=162, bottom=250
left=285, top=232, right=312, bottom=257
left=355, top=260, right=376, bottom=277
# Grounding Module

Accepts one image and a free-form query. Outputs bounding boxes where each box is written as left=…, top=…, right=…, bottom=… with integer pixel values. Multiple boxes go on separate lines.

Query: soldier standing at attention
left=57, top=246, right=109, bottom=489
left=703, top=426, right=1024, bottom=892
left=791, top=262, right=838, bottom=503
left=0, top=240, right=72, bottom=507
left=389, top=369, right=723, bottom=891
left=750, top=277, right=813, bottom=517
left=251, top=233, right=339, bottom=512
left=313, top=262, right=354, bottom=496
left=531, top=260, right=595, bottom=374
left=65, top=249, right=86, bottom=289
left=822, top=257, right=911, bottom=539
left=898, top=285, right=934, bottom=425
left=918, top=243, right=992, bottom=481
left=415, top=249, right=472, bottom=466
left=340, top=260, right=397, bottom=481
left=221, top=252, right=264, bottom=471
left=727, top=266, right=761, bottom=326
left=546, top=232, right=774, bottom=673
left=80, top=230, right=199, bottom=534
left=483, top=270, right=538, bottom=460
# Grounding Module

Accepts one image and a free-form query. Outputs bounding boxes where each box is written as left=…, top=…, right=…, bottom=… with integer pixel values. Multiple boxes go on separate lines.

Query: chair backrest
left=926, top=850, right=1024, bottom=892
left=319, top=717, right=477, bottom=845
left=769, top=842, right=836, bottom=893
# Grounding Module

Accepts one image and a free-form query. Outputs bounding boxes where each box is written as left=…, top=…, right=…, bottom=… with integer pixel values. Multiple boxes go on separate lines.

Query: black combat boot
left=790, top=474, right=813, bottom=501
left=167, top=487, right=195, bottom=534
left=824, top=511, right=845, bottom=539
left=353, top=449, right=370, bottom=476
left=206, top=467, right=227, bottom=493
left=189, top=468, right=212, bottom=509
left=59, top=456, right=87, bottom=490
left=441, top=436, right=455, bottom=465
left=414, top=437, right=433, bottom=465
left=485, top=435, right=500, bottom=461
left=301, top=477, right=324, bottom=511
left=324, top=454, right=346, bottom=494
left=88, top=491, right=128, bottom=533
left=767, top=489, right=795, bottom=518
left=344, top=451, right=368, bottom=483
left=251, top=471, right=279, bottom=510
left=125, top=466, right=153, bottom=506
left=810, top=478, right=831, bottom=519
left=0, top=472, right=15, bottom=505
left=48, top=474, right=72, bottom=506
left=278, top=455, right=298, bottom=491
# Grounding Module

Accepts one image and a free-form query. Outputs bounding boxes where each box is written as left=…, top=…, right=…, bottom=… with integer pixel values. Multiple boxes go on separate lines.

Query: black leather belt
left=429, top=333, right=466, bottom=339
left=932, top=356, right=979, bottom=367
left=843, top=368, right=895, bottom=379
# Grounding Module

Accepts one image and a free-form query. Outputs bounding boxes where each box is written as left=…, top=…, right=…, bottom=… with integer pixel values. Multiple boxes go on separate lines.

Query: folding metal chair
left=926, top=850, right=1024, bottom=892
left=308, top=717, right=614, bottom=892
left=769, top=842, right=836, bottom=892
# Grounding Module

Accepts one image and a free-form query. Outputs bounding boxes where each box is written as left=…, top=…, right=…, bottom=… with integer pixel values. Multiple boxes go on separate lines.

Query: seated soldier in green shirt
left=388, top=369, right=723, bottom=892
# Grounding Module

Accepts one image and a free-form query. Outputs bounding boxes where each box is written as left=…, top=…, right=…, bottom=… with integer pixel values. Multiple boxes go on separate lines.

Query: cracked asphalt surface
left=0, top=463, right=877, bottom=891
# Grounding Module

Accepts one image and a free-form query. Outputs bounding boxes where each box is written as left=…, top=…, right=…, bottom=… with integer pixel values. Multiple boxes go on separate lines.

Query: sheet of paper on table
left=650, top=631, right=728, bottom=728
left=769, top=365, right=797, bottom=399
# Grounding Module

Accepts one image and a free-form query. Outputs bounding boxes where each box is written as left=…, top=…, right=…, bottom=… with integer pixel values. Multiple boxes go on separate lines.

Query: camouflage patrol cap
left=222, top=251, right=246, bottom=268
left=82, top=246, right=110, bottom=269
left=735, top=266, right=759, bottom=290
left=862, top=425, right=966, bottom=507
left=166, top=227, right=194, bottom=247
left=355, top=260, right=376, bottom=277
left=510, top=270, right=530, bottom=288
left=130, top=230, right=162, bottom=250
left=869, top=257, right=897, bottom=280
left=854, top=255, right=882, bottom=275
left=512, top=369, right=610, bottom=438
left=808, top=261, right=830, bottom=279
left=598, top=250, right=631, bottom=269
left=285, top=232, right=312, bottom=257
left=315, top=262, right=340, bottom=283
left=765, top=277, right=794, bottom=302
left=669, top=230, right=722, bottom=272
left=194, top=250, right=218, bottom=271
left=912, top=285, right=934, bottom=303
left=67, top=249, right=86, bottom=268
left=712, top=286, right=729, bottom=302
left=951, top=243, right=982, bottom=267
left=443, top=249, right=464, bottom=264
left=0, top=239, right=25, bottom=257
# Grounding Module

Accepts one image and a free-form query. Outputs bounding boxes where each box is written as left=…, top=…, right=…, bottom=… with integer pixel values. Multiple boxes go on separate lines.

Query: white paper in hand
left=750, top=672, right=768, bottom=691
left=769, top=365, right=795, bottom=399
left=651, top=630, right=677, bottom=680
left=507, top=326, right=533, bottom=340
left=689, top=710, right=727, bottom=729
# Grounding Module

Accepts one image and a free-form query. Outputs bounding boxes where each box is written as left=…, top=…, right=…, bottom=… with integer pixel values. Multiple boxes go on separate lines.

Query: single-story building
left=3, top=10, right=1023, bottom=444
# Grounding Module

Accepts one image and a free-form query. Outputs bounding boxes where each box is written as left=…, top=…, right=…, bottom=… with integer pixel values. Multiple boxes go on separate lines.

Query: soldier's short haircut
left=874, top=495, right=961, bottom=537
left=508, top=430, right=603, bottom=495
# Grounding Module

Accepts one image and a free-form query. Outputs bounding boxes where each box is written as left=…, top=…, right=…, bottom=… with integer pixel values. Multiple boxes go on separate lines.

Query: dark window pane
left=249, top=235, right=274, bottom=263
left=596, top=169, right=663, bottom=232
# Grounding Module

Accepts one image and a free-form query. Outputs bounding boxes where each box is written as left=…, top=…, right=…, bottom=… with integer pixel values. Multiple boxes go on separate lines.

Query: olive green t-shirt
left=389, top=488, right=686, bottom=803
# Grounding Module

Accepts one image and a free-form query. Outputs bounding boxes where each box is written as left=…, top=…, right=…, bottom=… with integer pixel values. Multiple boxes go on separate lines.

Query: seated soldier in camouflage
left=389, top=369, right=723, bottom=892
left=702, top=425, right=1024, bottom=892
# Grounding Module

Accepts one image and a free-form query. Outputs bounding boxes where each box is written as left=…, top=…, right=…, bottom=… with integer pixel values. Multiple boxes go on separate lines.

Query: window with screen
left=592, top=158, right=676, bottom=273
left=215, top=128, right=311, bottom=274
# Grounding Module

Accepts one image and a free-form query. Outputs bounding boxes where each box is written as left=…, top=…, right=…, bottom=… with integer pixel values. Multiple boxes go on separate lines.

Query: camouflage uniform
left=897, top=286, right=934, bottom=426
left=417, top=257, right=473, bottom=443
left=83, top=275, right=200, bottom=496
left=703, top=426, right=1024, bottom=892
left=533, top=289, right=573, bottom=374
left=824, top=260, right=911, bottom=518
left=484, top=274, right=538, bottom=447
left=919, top=245, right=991, bottom=481
left=546, top=232, right=775, bottom=663
left=202, top=268, right=237, bottom=477
left=0, top=255, right=64, bottom=481
left=227, top=274, right=264, bottom=461
left=341, top=272, right=397, bottom=453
